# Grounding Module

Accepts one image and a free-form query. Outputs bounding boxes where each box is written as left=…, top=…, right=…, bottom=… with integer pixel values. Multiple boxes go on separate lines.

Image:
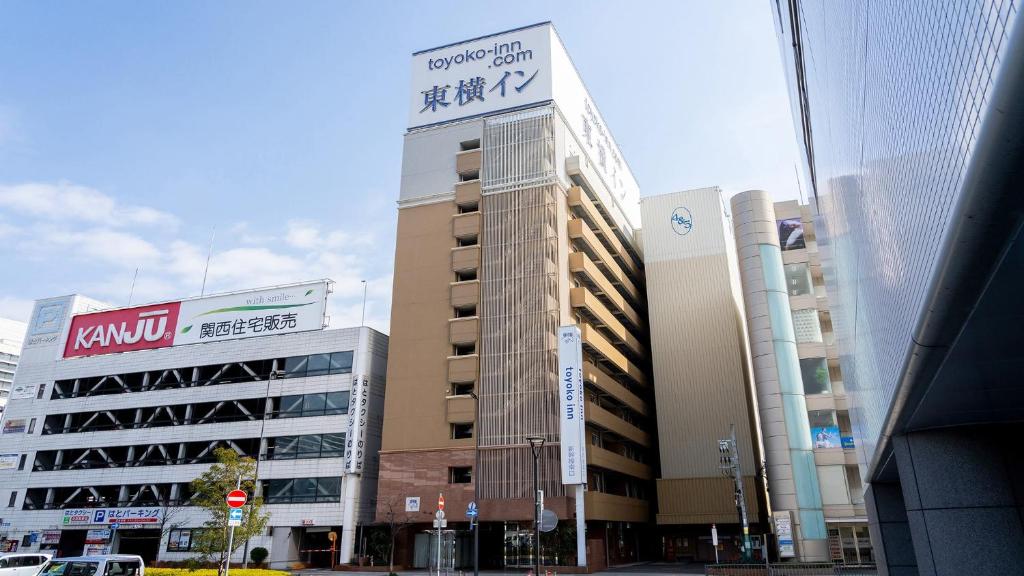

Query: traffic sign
left=228, top=508, right=243, bottom=526
left=110, top=523, right=120, bottom=531
left=226, top=490, right=247, bottom=508
left=435, top=510, right=445, bottom=520
left=432, top=518, right=448, bottom=528
left=437, top=493, right=445, bottom=511
left=539, top=509, right=558, bottom=533
left=466, top=501, right=478, bottom=518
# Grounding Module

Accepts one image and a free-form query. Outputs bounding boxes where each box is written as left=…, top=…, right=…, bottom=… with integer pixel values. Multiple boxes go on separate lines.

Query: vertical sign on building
left=557, top=326, right=587, bottom=484
left=344, top=375, right=369, bottom=474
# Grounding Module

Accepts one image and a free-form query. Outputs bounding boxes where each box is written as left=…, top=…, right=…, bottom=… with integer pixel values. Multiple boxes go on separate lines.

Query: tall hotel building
left=379, top=22, right=654, bottom=570
left=0, top=317, right=27, bottom=416
left=0, top=283, right=387, bottom=567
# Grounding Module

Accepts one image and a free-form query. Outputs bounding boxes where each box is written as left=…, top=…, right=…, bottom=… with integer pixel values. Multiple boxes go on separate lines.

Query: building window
left=460, top=139, right=480, bottom=151
left=282, top=351, right=353, bottom=379
left=27, top=418, right=36, bottom=434
left=454, top=305, right=477, bottom=318
left=799, top=357, right=831, bottom=395
left=458, top=203, right=479, bottom=214
left=17, top=455, right=26, bottom=471
left=449, top=466, right=472, bottom=484
left=838, top=410, right=854, bottom=448
left=808, top=410, right=839, bottom=449
left=792, top=309, right=823, bottom=343
left=453, top=344, right=475, bottom=356
left=36, top=385, right=46, bottom=400
left=845, top=465, right=864, bottom=504
left=784, top=263, right=813, bottom=296
left=455, top=269, right=477, bottom=282
left=276, top=392, right=349, bottom=418
left=269, top=433, right=346, bottom=460
left=263, top=477, right=342, bottom=504
left=167, top=528, right=205, bottom=551
left=457, top=236, right=478, bottom=247
left=450, top=382, right=474, bottom=396
left=459, top=170, right=480, bottom=182
left=8, top=492, right=16, bottom=507
left=777, top=218, right=806, bottom=251
left=451, top=423, right=473, bottom=439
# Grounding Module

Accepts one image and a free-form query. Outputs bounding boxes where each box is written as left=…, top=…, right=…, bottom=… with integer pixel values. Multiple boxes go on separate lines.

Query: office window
left=459, top=170, right=480, bottom=182
left=800, top=357, right=832, bottom=395
left=167, top=528, right=205, bottom=551
left=329, top=351, right=354, bottom=374
left=27, top=418, right=36, bottom=434
left=36, top=385, right=46, bottom=399
left=460, top=139, right=480, bottom=151
left=451, top=423, right=473, bottom=439
left=450, top=382, right=474, bottom=396
left=276, top=393, right=348, bottom=418
left=792, top=309, right=823, bottom=343
left=455, top=269, right=477, bottom=282
left=808, top=410, right=839, bottom=448
left=8, top=491, right=16, bottom=507
left=306, top=354, right=332, bottom=377
left=448, top=467, right=472, bottom=484
left=264, top=477, right=342, bottom=504
left=324, top=392, right=349, bottom=414
left=17, top=455, right=26, bottom=471
left=454, top=305, right=477, bottom=318
left=457, top=236, right=478, bottom=247
left=453, top=344, right=475, bottom=356
left=784, top=263, right=813, bottom=296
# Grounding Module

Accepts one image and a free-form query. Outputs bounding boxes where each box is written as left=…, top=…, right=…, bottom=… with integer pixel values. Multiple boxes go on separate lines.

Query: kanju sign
left=557, top=325, right=587, bottom=484
left=63, top=281, right=328, bottom=358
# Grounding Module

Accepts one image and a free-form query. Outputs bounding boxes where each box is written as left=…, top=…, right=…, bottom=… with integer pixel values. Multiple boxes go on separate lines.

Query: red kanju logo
left=64, top=302, right=181, bottom=358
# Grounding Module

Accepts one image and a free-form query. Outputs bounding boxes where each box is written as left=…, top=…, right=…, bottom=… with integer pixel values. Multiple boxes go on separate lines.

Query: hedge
left=146, top=569, right=290, bottom=576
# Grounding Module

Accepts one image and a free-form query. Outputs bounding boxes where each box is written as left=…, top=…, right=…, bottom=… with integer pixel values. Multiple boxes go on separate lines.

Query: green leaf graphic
left=181, top=325, right=192, bottom=334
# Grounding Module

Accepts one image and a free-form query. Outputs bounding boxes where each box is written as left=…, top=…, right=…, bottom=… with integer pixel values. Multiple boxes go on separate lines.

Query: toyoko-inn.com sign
left=63, top=281, right=328, bottom=358
left=409, top=23, right=554, bottom=129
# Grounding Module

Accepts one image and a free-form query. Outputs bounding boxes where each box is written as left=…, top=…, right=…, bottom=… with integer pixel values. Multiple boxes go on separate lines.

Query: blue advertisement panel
left=841, top=436, right=855, bottom=449
left=811, top=426, right=841, bottom=449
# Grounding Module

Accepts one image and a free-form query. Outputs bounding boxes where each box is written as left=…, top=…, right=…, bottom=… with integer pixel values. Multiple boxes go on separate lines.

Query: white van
left=0, top=553, right=52, bottom=576
left=37, top=556, right=143, bottom=576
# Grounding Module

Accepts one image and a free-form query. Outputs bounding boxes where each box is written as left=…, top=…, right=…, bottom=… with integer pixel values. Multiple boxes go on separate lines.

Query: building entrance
left=56, top=530, right=87, bottom=558
left=115, top=529, right=161, bottom=563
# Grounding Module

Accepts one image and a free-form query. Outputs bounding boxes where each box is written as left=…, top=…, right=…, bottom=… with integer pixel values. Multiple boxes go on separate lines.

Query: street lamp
left=526, top=436, right=545, bottom=576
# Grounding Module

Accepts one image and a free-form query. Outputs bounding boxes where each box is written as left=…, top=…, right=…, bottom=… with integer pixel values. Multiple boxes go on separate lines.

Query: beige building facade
left=731, top=191, right=870, bottom=564
left=379, top=23, right=655, bottom=570
left=640, top=187, right=768, bottom=563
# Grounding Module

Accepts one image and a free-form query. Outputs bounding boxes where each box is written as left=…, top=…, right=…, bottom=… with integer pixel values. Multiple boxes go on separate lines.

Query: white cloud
left=0, top=181, right=179, bottom=228
left=3, top=180, right=396, bottom=334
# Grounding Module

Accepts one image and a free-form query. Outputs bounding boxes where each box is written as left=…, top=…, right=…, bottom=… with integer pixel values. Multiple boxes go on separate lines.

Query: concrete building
left=0, top=282, right=387, bottom=568
left=731, top=193, right=870, bottom=564
left=379, top=22, right=654, bottom=571
left=0, top=318, right=27, bottom=416
left=639, top=187, right=767, bottom=563
left=772, top=2, right=1024, bottom=574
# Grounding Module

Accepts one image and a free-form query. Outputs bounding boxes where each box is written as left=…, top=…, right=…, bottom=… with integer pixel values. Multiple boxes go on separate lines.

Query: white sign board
left=10, top=384, right=37, bottom=400
left=0, top=454, right=19, bottom=470
left=344, top=376, right=370, bottom=474
left=174, top=281, right=328, bottom=346
left=62, top=507, right=163, bottom=526
left=773, top=510, right=795, bottom=558
left=409, top=23, right=553, bottom=129
left=405, top=497, right=421, bottom=513
left=557, top=325, right=587, bottom=484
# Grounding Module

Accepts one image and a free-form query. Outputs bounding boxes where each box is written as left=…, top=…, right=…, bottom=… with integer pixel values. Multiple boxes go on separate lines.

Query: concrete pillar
left=891, top=427, right=1024, bottom=576
left=865, top=482, right=917, bottom=576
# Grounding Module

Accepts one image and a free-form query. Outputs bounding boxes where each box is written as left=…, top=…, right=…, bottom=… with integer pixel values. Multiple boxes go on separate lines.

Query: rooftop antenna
left=127, top=268, right=139, bottom=306
left=360, top=280, right=368, bottom=327
left=201, top=226, right=216, bottom=296
left=795, top=164, right=806, bottom=205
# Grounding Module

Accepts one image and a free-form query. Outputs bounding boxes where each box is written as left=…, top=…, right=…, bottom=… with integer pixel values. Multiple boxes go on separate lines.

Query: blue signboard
left=841, top=436, right=855, bottom=449
left=229, top=508, right=243, bottom=521
left=466, top=501, right=478, bottom=518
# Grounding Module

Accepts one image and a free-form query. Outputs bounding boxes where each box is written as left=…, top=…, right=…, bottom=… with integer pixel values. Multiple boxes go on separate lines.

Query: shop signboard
left=63, top=281, right=329, bottom=358
left=84, top=529, right=111, bottom=544
left=62, top=507, right=162, bottom=526
left=773, top=511, right=795, bottom=558
left=40, top=531, right=62, bottom=545
left=841, top=436, right=855, bottom=450
left=778, top=218, right=806, bottom=251
left=0, top=454, right=20, bottom=470
left=811, top=426, right=841, bottom=449
left=2, top=419, right=26, bottom=434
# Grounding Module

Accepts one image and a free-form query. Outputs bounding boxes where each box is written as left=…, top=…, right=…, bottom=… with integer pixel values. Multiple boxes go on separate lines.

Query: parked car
left=0, top=553, right=53, bottom=576
left=37, top=556, right=143, bottom=576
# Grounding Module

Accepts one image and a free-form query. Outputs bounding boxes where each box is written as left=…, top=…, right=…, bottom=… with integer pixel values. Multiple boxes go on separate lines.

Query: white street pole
left=225, top=475, right=241, bottom=576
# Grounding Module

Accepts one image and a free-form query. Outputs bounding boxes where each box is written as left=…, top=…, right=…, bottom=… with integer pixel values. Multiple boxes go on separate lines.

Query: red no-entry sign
left=226, top=490, right=247, bottom=508
left=438, top=493, right=445, bottom=511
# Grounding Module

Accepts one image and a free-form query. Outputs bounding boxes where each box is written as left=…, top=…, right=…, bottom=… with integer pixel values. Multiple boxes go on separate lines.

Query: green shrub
left=146, top=569, right=289, bottom=576
left=249, top=547, right=269, bottom=567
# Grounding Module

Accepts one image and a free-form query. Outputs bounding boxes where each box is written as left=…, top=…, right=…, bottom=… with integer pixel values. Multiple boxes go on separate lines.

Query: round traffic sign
left=226, top=489, right=247, bottom=508
left=438, top=494, right=445, bottom=511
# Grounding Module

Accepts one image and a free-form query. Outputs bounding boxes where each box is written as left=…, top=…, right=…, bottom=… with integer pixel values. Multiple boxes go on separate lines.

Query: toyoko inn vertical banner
left=558, top=325, right=587, bottom=485
left=63, top=281, right=329, bottom=358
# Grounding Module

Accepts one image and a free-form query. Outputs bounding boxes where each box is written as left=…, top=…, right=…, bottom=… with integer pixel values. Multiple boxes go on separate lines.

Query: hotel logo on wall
left=63, top=281, right=329, bottom=358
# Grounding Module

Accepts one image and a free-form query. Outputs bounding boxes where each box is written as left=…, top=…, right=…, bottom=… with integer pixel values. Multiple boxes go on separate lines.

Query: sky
left=0, top=1, right=803, bottom=332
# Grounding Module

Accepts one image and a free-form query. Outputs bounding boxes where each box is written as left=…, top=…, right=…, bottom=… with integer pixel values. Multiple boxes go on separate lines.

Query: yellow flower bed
left=147, top=569, right=290, bottom=576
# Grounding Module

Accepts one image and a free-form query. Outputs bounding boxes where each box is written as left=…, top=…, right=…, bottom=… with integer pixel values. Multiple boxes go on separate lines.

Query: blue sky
left=0, top=1, right=802, bottom=331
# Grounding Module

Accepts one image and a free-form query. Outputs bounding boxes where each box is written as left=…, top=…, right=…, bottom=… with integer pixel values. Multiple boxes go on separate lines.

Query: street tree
left=189, top=448, right=269, bottom=568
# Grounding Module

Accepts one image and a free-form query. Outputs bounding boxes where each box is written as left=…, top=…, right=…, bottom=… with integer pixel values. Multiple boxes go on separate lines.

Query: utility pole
left=224, top=475, right=241, bottom=576
left=527, top=437, right=545, bottom=576
left=719, top=424, right=752, bottom=562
